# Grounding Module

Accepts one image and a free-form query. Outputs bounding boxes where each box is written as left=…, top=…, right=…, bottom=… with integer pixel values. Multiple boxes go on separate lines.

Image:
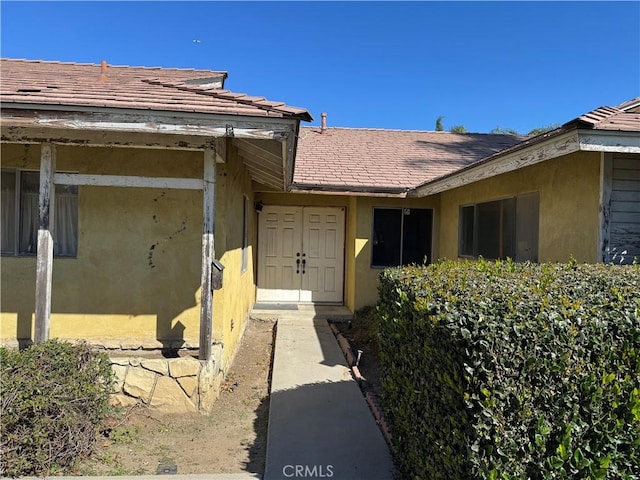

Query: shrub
left=378, top=259, right=640, bottom=479
left=0, top=340, right=115, bottom=477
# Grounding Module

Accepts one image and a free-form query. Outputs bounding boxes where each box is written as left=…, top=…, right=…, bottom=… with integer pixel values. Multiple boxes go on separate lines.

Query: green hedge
left=0, top=340, right=115, bottom=477
left=378, top=260, right=640, bottom=479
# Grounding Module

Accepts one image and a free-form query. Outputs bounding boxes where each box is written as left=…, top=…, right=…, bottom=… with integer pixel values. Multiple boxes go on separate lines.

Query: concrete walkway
left=258, top=306, right=395, bottom=480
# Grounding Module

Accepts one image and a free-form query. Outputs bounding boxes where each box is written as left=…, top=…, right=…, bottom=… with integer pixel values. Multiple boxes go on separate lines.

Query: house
left=1, top=59, right=639, bottom=409
left=258, top=100, right=640, bottom=308
left=0, top=58, right=311, bottom=411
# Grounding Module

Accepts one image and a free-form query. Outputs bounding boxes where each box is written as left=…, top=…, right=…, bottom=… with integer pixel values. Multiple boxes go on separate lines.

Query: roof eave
left=410, top=126, right=640, bottom=197
left=291, top=183, right=409, bottom=198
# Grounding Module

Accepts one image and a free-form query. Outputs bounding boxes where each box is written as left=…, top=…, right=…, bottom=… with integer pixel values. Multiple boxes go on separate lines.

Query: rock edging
left=328, top=322, right=393, bottom=450
left=109, top=345, right=224, bottom=414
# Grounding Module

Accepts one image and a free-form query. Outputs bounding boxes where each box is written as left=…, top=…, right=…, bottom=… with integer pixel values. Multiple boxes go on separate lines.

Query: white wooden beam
left=599, top=153, right=614, bottom=262
left=54, top=173, right=203, bottom=190
left=1, top=109, right=293, bottom=141
left=578, top=131, right=640, bottom=153
left=34, top=143, right=56, bottom=343
left=411, top=131, right=581, bottom=197
left=199, top=147, right=216, bottom=361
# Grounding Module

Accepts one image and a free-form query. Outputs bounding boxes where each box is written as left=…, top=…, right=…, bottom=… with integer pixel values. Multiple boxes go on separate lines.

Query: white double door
left=257, top=206, right=345, bottom=303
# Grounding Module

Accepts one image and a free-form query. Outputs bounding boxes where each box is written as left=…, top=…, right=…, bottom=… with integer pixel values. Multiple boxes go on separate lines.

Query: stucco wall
left=254, top=192, right=440, bottom=311
left=214, top=144, right=257, bottom=365
left=438, top=151, right=602, bottom=263
left=1, top=142, right=256, bottom=369
left=351, top=196, right=440, bottom=309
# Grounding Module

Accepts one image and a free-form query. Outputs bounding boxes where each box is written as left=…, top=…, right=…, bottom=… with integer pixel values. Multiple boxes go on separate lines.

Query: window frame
left=1, top=168, right=79, bottom=258
left=370, top=206, right=434, bottom=268
left=458, top=192, right=539, bottom=262
left=241, top=194, right=250, bottom=273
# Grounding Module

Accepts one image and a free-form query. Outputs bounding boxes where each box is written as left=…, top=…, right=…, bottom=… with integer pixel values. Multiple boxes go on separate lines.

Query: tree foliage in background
left=435, top=115, right=445, bottom=131
left=378, top=260, right=640, bottom=479
left=0, top=340, right=115, bottom=477
left=450, top=125, right=468, bottom=133
left=527, top=124, right=561, bottom=136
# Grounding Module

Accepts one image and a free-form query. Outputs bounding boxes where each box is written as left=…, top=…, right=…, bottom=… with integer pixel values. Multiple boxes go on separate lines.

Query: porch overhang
left=1, top=104, right=301, bottom=191
left=1, top=103, right=304, bottom=361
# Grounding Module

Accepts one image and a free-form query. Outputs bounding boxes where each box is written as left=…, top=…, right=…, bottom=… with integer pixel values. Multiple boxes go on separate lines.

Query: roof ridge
left=300, top=125, right=522, bottom=136
left=0, top=57, right=220, bottom=75
left=145, top=78, right=311, bottom=121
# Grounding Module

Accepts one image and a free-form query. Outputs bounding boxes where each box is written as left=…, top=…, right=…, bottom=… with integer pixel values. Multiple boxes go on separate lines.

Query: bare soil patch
left=334, top=309, right=384, bottom=400
left=75, top=318, right=275, bottom=476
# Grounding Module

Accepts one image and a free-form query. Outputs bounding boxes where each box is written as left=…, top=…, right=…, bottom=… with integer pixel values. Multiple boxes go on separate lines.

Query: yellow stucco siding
left=438, top=151, right=601, bottom=263
left=214, top=146, right=257, bottom=365
left=1, top=142, right=256, bottom=366
left=352, top=196, right=440, bottom=309
left=253, top=192, right=440, bottom=311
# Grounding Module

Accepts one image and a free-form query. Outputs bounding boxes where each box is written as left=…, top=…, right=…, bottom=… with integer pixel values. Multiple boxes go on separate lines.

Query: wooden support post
left=199, top=147, right=216, bottom=361
left=599, top=152, right=613, bottom=262
left=34, top=143, right=56, bottom=343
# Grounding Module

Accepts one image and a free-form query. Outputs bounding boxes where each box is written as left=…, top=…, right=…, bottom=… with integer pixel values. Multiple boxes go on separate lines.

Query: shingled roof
left=566, top=98, right=640, bottom=132
left=294, top=98, right=640, bottom=195
left=293, top=127, right=524, bottom=194
left=0, top=58, right=312, bottom=121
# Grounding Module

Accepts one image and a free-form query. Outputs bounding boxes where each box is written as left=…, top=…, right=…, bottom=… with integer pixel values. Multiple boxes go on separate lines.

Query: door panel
left=257, top=206, right=345, bottom=303
left=301, top=207, right=345, bottom=303
left=257, top=207, right=303, bottom=302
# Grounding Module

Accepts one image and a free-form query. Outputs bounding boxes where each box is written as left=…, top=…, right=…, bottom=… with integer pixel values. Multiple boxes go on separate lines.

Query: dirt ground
left=75, top=317, right=275, bottom=476
left=335, top=312, right=384, bottom=401
left=73, top=313, right=385, bottom=477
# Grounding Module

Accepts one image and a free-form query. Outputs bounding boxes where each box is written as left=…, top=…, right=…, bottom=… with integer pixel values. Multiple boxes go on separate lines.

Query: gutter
left=290, top=183, right=410, bottom=198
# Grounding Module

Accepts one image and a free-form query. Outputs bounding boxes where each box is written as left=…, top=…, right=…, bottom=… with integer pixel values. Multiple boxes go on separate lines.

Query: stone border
left=328, top=322, right=393, bottom=450
left=109, top=344, right=224, bottom=415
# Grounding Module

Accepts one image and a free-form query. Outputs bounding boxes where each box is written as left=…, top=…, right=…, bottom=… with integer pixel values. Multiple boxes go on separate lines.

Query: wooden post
left=34, top=143, right=56, bottom=343
left=199, top=147, right=216, bottom=361
left=599, top=152, right=613, bottom=262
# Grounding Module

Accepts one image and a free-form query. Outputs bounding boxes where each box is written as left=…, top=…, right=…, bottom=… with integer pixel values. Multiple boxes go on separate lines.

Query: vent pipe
left=98, top=60, right=108, bottom=83
left=321, top=112, right=327, bottom=133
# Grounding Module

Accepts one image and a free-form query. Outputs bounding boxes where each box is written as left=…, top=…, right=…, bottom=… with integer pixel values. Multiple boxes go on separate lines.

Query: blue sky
left=1, top=1, right=638, bottom=133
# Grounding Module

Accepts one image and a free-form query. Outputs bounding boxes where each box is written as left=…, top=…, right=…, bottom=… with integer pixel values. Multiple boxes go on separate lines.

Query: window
left=372, top=208, right=433, bottom=267
left=459, top=193, right=539, bottom=262
left=241, top=195, right=250, bottom=273
left=1, top=170, right=78, bottom=257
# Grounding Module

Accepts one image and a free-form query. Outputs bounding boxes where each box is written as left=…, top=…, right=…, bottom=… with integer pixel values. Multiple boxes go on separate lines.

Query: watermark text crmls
left=282, top=464, right=334, bottom=478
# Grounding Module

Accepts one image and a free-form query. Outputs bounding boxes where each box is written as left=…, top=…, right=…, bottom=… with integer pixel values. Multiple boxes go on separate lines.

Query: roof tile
left=293, top=127, right=524, bottom=192
left=0, top=58, right=312, bottom=121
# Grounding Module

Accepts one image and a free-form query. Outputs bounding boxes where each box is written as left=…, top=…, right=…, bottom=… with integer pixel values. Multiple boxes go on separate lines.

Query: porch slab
left=250, top=304, right=354, bottom=322
left=262, top=310, right=394, bottom=480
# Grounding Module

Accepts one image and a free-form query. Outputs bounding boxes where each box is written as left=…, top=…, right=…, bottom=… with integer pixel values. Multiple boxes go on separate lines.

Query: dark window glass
left=402, top=208, right=433, bottom=264
left=372, top=209, right=402, bottom=267
left=459, top=194, right=538, bottom=262
left=459, top=205, right=475, bottom=256
left=372, top=208, right=432, bottom=267
left=476, top=200, right=502, bottom=259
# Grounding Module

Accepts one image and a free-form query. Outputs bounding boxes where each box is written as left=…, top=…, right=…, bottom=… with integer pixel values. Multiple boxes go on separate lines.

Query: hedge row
left=378, top=260, right=639, bottom=479
left=0, top=340, right=114, bottom=477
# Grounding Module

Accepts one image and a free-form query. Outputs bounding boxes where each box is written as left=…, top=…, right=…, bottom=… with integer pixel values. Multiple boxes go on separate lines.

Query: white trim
left=34, top=144, right=56, bottom=343
left=1, top=108, right=296, bottom=141
left=578, top=130, right=640, bottom=153
left=412, top=131, right=581, bottom=197
left=412, top=130, right=640, bottom=198
left=599, top=153, right=613, bottom=262
left=199, top=147, right=216, bottom=361
left=54, top=173, right=203, bottom=190
left=3, top=102, right=304, bottom=126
